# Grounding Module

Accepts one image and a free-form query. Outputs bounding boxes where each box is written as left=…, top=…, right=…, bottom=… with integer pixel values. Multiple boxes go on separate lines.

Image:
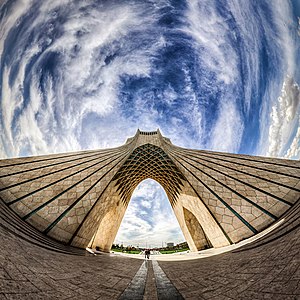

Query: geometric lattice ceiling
left=112, top=143, right=186, bottom=206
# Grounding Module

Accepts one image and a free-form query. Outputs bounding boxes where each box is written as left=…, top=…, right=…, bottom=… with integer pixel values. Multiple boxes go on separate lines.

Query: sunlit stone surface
left=0, top=130, right=299, bottom=253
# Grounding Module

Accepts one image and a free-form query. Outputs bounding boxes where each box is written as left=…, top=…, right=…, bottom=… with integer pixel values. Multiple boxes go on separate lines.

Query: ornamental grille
left=112, top=143, right=186, bottom=206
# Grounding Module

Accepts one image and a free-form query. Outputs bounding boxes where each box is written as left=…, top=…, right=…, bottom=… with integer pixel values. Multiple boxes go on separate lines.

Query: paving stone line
left=143, top=260, right=158, bottom=300
left=118, top=260, right=148, bottom=300
left=0, top=201, right=299, bottom=299
left=152, top=260, right=184, bottom=300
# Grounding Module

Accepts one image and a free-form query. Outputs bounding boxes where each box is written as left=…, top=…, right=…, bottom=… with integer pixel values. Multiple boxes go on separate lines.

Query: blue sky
left=0, top=0, right=299, bottom=247
left=114, top=179, right=185, bottom=248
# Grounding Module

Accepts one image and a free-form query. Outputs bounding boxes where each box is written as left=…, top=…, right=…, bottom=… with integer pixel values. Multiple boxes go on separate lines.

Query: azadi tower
left=0, top=129, right=299, bottom=252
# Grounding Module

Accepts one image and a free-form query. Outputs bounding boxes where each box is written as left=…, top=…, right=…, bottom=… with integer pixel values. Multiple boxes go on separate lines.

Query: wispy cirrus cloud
left=184, top=0, right=238, bottom=85
left=0, top=0, right=162, bottom=157
left=1, top=0, right=299, bottom=247
left=209, top=100, right=244, bottom=153
left=183, top=0, right=244, bottom=153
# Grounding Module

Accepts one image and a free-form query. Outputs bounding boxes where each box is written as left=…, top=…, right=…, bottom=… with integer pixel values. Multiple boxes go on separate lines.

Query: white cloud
left=140, top=200, right=152, bottom=209
left=54, top=4, right=154, bottom=118
left=285, top=122, right=300, bottom=159
left=269, top=1, right=296, bottom=76
left=131, top=181, right=161, bottom=199
left=114, top=179, right=185, bottom=248
left=0, top=0, right=164, bottom=158
left=255, top=1, right=299, bottom=159
left=1, top=66, right=16, bottom=156
left=209, top=100, right=244, bottom=153
left=266, top=77, right=300, bottom=158
left=0, top=0, right=33, bottom=58
left=226, top=1, right=261, bottom=114
left=183, top=0, right=238, bottom=85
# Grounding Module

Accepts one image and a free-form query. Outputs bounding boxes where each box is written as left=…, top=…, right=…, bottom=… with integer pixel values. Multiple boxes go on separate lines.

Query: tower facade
left=0, top=130, right=299, bottom=252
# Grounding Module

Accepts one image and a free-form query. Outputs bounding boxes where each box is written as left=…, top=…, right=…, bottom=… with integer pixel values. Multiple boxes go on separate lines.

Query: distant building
left=177, top=242, right=188, bottom=249
left=167, top=242, right=174, bottom=247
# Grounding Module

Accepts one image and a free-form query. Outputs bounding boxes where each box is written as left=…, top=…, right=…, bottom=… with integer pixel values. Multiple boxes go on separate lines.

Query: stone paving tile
left=144, top=261, right=158, bottom=300
left=1, top=223, right=299, bottom=300
left=0, top=280, right=39, bottom=294
left=1, top=188, right=299, bottom=300
left=159, top=223, right=300, bottom=299
left=0, top=222, right=142, bottom=300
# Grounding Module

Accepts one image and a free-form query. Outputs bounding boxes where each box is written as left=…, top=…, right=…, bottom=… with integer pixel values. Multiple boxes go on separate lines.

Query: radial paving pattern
left=0, top=129, right=299, bottom=252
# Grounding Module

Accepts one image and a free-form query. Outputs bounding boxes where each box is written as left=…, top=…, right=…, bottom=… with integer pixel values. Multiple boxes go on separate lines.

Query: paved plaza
left=0, top=197, right=299, bottom=299
left=0, top=130, right=299, bottom=299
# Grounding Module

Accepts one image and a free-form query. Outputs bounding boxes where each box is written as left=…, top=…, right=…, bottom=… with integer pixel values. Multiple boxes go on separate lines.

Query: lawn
left=111, top=248, right=189, bottom=254
left=111, top=248, right=141, bottom=254
left=159, top=248, right=189, bottom=254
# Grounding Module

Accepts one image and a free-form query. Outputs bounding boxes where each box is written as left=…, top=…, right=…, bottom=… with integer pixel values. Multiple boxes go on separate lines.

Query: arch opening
left=88, top=143, right=229, bottom=252
left=183, top=207, right=213, bottom=250
left=112, top=179, right=185, bottom=249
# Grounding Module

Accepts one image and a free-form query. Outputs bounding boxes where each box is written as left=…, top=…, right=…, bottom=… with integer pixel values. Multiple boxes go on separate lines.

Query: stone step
left=0, top=198, right=86, bottom=255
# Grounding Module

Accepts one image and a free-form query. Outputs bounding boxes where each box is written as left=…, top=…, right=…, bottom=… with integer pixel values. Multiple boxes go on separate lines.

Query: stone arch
left=89, top=207, right=123, bottom=252
left=111, top=143, right=186, bottom=207
left=183, top=207, right=212, bottom=250
left=82, top=143, right=231, bottom=252
left=0, top=129, right=299, bottom=252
